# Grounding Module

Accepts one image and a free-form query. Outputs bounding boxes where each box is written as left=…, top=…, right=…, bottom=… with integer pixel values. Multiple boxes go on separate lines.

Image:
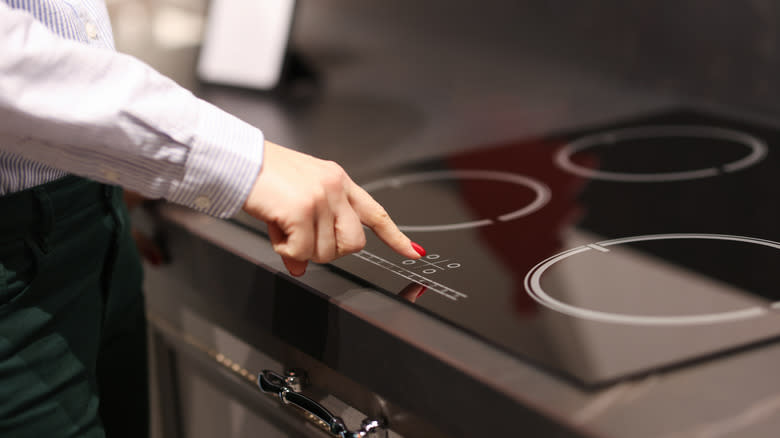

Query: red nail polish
left=417, top=286, right=428, bottom=298
left=411, top=241, right=426, bottom=257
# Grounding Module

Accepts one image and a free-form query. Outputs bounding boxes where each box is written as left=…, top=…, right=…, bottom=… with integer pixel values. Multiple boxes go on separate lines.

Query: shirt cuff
left=166, top=99, right=264, bottom=218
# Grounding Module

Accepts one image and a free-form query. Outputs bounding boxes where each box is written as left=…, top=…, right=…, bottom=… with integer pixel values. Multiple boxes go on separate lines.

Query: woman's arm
left=0, top=4, right=422, bottom=273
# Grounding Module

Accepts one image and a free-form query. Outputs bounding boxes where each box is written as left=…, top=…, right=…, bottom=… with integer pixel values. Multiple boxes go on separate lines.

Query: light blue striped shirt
left=0, top=0, right=264, bottom=217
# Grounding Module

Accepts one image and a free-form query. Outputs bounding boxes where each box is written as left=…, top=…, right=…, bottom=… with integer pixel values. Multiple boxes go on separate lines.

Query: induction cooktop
left=326, top=108, right=780, bottom=387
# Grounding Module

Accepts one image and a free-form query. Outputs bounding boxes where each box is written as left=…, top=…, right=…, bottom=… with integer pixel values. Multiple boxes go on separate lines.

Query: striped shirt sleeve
left=0, top=3, right=264, bottom=218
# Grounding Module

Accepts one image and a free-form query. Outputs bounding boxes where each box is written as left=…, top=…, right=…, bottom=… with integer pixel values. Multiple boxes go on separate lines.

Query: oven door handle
left=258, top=370, right=386, bottom=438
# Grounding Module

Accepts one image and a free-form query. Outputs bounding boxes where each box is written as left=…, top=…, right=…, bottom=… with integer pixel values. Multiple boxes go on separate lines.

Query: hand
left=242, top=141, right=423, bottom=276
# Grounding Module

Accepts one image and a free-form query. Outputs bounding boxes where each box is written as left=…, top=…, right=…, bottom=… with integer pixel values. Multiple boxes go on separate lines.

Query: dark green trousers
left=0, top=176, right=149, bottom=438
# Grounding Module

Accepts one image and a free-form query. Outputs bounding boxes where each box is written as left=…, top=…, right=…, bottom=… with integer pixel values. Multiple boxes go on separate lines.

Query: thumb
left=267, top=222, right=308, bottom=276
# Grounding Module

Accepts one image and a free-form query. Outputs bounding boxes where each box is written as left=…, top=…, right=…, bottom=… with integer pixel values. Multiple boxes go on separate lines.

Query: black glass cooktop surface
left=324, top=108, right=780, bottom=386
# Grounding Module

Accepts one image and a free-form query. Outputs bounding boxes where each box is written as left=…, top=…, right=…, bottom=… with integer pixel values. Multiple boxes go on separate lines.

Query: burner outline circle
left=555, top=125, right=768, bottom=182
left=523, top=233, right=780, bottom=325
left=362, top=170, right=551, bottom=232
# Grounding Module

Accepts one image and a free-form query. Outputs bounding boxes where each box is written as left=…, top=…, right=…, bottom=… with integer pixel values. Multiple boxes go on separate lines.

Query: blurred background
left=107, top=1, right=780, bottom=111
left=105, top=0, right=780, bottom=172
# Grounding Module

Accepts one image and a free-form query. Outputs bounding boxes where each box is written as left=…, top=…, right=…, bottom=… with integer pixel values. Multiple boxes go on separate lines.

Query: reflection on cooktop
left=326, top=108, right=780, bottom=386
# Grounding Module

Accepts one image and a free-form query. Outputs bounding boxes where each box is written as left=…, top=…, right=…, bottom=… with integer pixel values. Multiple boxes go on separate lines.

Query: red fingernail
left=411, top=241, right=426, bottom=257
left=417, top=286, right=428, bottom=298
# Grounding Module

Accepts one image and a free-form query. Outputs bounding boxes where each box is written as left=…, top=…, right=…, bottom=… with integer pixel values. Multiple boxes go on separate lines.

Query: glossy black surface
left=330, top=108, right=780, bottom=386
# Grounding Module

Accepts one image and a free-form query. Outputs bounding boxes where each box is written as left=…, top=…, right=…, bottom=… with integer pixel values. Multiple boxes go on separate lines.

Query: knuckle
left=324, top=160, right=344, bottom=173
left=311, top=184, right=327, bottom=201
left=272, top=242, right=285, bottom=255
left=370, top=207, right=391, bottom=226
left=338, top=232, right=366, bottom=255
left=351, top=234, right=367, bottom=252
left=276, top=241, right=308, bottom=261
left=297, top=197, right=318, bottom=215
left=321, top=161, right=347, bottom=189
left=286, top=247, right=307, bottom=261
left=275, top=246, right=296, bottom=260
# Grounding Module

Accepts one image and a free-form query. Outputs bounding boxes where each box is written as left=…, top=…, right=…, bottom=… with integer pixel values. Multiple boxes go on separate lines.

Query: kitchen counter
left=145, top=195, right=780, bottom=437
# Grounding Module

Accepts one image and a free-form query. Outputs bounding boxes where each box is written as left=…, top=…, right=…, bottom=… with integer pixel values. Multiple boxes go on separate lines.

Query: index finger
left=347, top=183, right=422, bottom=260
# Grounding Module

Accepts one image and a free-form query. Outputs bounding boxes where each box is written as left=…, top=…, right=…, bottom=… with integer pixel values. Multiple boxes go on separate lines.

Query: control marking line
left=353, top=251, right=468, bottom=301
left=587, top=244, right=610, bottom=252
left=417, top=258, right=451, bottom=270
